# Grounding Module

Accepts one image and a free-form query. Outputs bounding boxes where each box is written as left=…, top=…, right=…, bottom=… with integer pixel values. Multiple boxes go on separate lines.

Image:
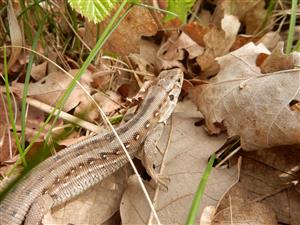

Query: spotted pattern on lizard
left=0, top=68, right=183, bottom=225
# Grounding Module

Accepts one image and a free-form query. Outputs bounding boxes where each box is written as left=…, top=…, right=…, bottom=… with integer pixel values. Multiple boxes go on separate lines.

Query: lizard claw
left=150, top=174, right=170, bottom=191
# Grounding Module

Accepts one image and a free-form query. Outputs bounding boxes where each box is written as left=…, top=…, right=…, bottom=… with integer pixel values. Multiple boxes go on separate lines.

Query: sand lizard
left=0, top=68, right=183, bottom=225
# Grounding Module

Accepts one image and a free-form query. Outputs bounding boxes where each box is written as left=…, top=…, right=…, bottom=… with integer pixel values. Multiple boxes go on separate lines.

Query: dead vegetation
left=0, top=0, right=299, bottom=224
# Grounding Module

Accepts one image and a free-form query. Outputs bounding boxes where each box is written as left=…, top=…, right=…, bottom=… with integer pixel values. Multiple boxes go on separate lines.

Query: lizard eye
left=176, top=78, right=181, bottom=83
left=169, top=94, right=174, bottom=101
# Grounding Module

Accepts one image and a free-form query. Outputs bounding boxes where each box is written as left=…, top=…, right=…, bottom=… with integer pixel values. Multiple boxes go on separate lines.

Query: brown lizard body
left=0, top=69, right=183, bottom=225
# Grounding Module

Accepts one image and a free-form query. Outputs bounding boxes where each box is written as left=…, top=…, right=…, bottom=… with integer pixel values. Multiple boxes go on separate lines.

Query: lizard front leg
left=25, top=194, right=53, bottom=225
left=138, top=122, right=170, bottom=189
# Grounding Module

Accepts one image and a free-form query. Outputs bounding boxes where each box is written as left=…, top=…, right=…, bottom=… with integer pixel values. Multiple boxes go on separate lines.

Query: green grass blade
left=3, top=46, right=28, bottom=167
left=285, top=0, right=298, bottom=54
left=20, top=16, right=46, bottom=150
left=185, top=153, right=215, bottom=225
left=259, top=0, right=276, bottom=32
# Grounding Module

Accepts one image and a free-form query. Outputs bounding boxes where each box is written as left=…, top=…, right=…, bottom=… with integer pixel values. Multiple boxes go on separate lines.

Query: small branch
left=26, top=98, right=105, bottom=133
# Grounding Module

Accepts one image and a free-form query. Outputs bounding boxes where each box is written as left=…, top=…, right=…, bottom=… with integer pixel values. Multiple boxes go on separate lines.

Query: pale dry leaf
left=43, top=168, right=128, bottom=225
left=120, top=175, right=154, bottom=224
left=7, top=0, right=23, bottom=69
left=31, top=61, right=48, bottom=81
left=74, top=91, right=122, bottom=122
left=120, top=104, right=237, bottom=224
left=257, top=31, right=281, bottom=50
left=293, top=51, right=300, bottom=66
left=192, top=42, right=300, bottom=150
left=212, top=202, right=277, bottom=225
left=196, top=14, right=240, bottom=78
left=221, top=14, right=240, bottom=51
left=13, top=69, right=92, bottom=112
left=200, top=206, right=216, bottom=225
left=215, top=0, right=268, bottom=34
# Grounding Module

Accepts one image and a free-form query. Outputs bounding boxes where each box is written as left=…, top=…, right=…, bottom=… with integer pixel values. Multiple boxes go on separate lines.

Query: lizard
left=0, top=68, right=183, bottom=225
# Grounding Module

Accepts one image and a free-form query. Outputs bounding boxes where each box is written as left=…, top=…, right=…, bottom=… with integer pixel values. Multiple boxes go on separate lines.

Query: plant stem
left=21, top=16, right=45, bottom=151
left=285, top=0, right=298, bottom=53
left=185, top=154, right=215, bottom=225
left=3, top=46, right=28, bottom=167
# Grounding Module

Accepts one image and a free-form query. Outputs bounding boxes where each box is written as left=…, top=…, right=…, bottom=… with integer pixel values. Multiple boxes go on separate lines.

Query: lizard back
left=0, top=69, right=183, bottom=225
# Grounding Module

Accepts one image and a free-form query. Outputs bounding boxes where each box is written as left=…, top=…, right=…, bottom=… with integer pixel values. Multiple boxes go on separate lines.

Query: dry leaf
left=85, top=5, right=158, bottom=56
left=43, top=168, right=128, bottom=225
left=257, top=32, right=281, bottom=50
left=183, top=22, right=209, bottom=47
left=15, top=105, right=47, bottom=142
left=215, top=145, right=300, bottom=224
left=7, top=0, right=23, bottom=69
left=13, top=69, right=92, bottom=112
left=74, top=91, right=122, bottom=122
left=158, top=32, right=204, bottom=61
left=261, top=42, right=294, bottom=73
left=192, top=42, right=300, bottom=150
left=31, top=62, right=48, bottom=81
left=214, top=0, right=268, bottom=34
left=196, top=14, right=240, bottom=78
left=130, top=40, right=160, bottom=74
left=212, top=202, right=277, bottom=225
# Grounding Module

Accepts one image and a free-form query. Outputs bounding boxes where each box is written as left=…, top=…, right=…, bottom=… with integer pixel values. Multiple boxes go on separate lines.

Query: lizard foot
left=149, top=173, right=170, bottom=191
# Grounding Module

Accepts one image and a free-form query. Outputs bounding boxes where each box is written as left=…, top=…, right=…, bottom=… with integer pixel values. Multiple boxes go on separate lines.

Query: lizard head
left=157, top=68, right=184, bottom=123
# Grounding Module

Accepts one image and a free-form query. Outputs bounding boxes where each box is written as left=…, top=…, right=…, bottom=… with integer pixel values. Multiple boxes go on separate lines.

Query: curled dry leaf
left=261, top=42, right=294, bottom=73
left=156, top=32, right=204, bottom=72
left=158, top=32, right=204, bottom=61
left=192, top=42, right=300, bottom=150
left=196, top=14, right=240, bottom=78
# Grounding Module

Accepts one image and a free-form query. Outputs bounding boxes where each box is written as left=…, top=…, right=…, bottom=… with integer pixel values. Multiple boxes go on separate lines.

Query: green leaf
left=68, top=0, right=120, bottom=23
left=165, top=0, right=196, bottom=22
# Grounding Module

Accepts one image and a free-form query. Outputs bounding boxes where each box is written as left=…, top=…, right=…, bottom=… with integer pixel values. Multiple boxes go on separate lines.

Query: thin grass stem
left=185, top=153, right=215, bottom=225
left=285, top=0, right=298, bottom=53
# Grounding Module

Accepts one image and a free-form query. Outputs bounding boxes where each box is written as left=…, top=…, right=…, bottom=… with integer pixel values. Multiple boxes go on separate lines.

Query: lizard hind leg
left=24, top=194, right=53, bottom=225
